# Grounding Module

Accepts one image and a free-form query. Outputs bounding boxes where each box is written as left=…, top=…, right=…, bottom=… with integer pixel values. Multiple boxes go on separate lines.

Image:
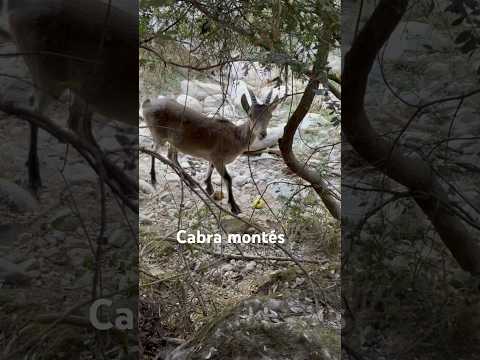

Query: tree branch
left=278, top=53, right=341, bottom=220
left=0, top=102, right=138, bottom=213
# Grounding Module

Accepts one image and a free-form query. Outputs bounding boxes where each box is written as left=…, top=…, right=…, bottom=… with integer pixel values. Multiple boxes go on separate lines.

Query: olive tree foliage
left=139, top=0, right=340, bottom=81
left=445, top=0, right=480, bottom=65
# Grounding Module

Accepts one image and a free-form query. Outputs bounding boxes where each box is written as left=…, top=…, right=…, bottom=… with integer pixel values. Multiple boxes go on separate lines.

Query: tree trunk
left=279, top=51, right=341, bottom=220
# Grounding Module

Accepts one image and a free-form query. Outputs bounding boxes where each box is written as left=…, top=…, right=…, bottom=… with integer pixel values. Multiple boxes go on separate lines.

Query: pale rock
left=384, top=21, right=451, bottom=61
left=166, top=173, right=179, bottom=182
left=97, top=135, right=120, bottom=152
left=63, top=163, right=96, bottom=186
left=228, top=80, right=249, bottom=105
left=235, top=175, right=249, bottom=187
left=74, top=272, right=93, bottom=288
left=181, top=80, right=222, bottom=100
left=51, top=230, right=66, bottom=242
left=327, top=50, right=341, bottom=74
left=299, top=113, right=326, bottom=130
left=0, top=178, right=38, bottom=212
left=139, top=179, right=155, bottom=194
left=176, top=94, right=203, bottom=113
left=266, top=299, right=284, bottom=312
left=49, top=208, right=81, bottom=232
left=0, top=257, right=31, bottom=285
left=140, top=213, right=153, bottom=225
left=259, top=86, right=280, bottom=103
left=18, top=258, right=39, bottom=272
left=424, top=62, right=450, bottom=81
left=244, top=261, right=256, bottom=272
left=139, top=126, right=154, bottom=147
left=109, top=228, right=133, bottom=248
left=203, top=94, right=227, bottom=109
left=204, top=106, right=238, bottom=119
left=0, top=224, right=17, bottom=248
left=67, top=248, right=92, bottom=267
left=221, top=264, right=234, bottom=272
left=456, top=108, right=478, bottom=126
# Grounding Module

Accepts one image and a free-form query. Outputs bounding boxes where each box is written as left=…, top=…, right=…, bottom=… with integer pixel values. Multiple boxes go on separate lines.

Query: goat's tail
left=140, top=98, right=152, bottom=119
left=141, top=98, right=151, bottom=109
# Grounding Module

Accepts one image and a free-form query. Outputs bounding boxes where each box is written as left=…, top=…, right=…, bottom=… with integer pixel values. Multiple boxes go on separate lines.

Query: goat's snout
left=259, top=130, right=267, bottom=140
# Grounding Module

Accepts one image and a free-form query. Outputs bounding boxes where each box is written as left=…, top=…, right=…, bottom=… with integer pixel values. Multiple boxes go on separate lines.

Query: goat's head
left=241, top=88, right=280, bottom=141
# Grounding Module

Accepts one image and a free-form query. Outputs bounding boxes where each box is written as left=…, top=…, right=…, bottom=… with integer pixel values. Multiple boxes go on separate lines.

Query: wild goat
left=141, top=89, right=280, bottom=214
left=0, top=0, right=138, bottom=191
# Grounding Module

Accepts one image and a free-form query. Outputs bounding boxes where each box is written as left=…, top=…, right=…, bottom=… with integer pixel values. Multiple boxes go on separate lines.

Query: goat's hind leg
left=27, top=123, right=42, bottom=191
left=204, top=162, right=214, bottom=195
left=69, top=96, right=137, bottom=195
left=150, top=153, right=157, bottom=187
left=27, top=93, right=49, bottom=191
left=149, top=144, right=163, bottom=188
left=61, top=94, right=94, bottom=171
left=168, top=145, right=195, bottom=187
left=214, top=163, right=241, bottom=214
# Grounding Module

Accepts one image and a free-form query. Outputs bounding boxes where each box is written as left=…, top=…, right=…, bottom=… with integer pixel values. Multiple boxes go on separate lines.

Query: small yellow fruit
left=251, top=196, right=265, bottom=209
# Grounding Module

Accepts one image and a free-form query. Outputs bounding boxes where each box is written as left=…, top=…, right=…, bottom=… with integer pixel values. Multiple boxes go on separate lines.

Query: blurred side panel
left=0, top=1, right=139, bottom=358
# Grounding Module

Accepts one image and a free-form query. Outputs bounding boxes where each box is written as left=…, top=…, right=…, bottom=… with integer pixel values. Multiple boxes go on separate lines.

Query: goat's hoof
left=28, top=176, right=43, bottom=192
left=27, top=179, right=43, bottom=197
left=231, top=204, right=241, bottom=215
left=212, top=191, right=224, bottom=200
left=150, top=177, right=157, bottom=188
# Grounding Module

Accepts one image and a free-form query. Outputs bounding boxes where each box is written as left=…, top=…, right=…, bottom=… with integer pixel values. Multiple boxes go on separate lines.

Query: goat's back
left=8, top=0, right=138, bottom=125
left=142, top=98, right=246, bottom=163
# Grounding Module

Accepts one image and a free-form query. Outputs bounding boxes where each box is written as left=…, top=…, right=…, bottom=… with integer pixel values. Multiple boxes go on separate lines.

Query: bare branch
left=279, top=54, right=341, bottom=220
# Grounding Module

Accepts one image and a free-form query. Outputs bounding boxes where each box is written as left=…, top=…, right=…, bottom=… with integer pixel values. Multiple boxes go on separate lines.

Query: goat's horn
left=247, top=88, right=257, bottom=105
left=265, top=89, right=273, bottom=104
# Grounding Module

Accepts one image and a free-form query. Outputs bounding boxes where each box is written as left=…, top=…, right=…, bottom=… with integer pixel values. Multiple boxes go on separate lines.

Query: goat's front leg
left=27, top=93, right=49, bottom=191
left=149, top=142, right=161, bottom=187
left=204, top=162, right=214, bottom=195
left=150, top=154, right=157, bottom=187
left=27, top=123, right=41, bottom=191
left=68, top=95, right=95, bottom=146
left=167, top=145, right=180, bottom=167
left=214, top=163, right=241, bottom=214
left=167, top=145, right=195, bottom=187
left=68, top=96, right=137, bottom=195
left=62, top=94, right=94, bottom=171
left=150, top=145, right=172, bottom=187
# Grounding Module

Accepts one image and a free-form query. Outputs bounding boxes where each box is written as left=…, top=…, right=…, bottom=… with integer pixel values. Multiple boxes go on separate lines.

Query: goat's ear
left=268, top=95, right=281, bottom=110
left=241, top=94, right=250, bottom=114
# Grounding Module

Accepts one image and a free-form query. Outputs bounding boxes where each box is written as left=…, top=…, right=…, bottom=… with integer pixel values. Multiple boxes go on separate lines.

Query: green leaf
left=451, top=16, right=465, bottom=26
left=455, top=30, right=472, bottom=44
left=460, top=38, right=477, bottom=53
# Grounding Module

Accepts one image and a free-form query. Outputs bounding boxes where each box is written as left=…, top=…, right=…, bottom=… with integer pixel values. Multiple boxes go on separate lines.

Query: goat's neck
left=237, top=118, right=257, bottom=151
